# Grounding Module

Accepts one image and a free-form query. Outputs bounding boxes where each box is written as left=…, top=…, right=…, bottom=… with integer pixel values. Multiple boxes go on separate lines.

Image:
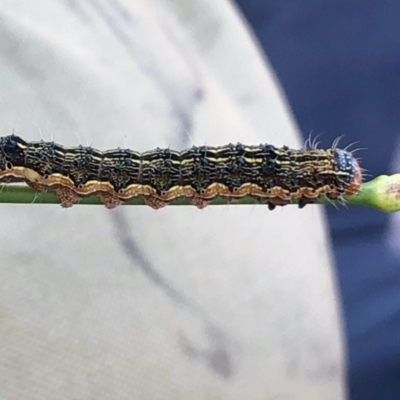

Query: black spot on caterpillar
left=0, top=135, right=362, bottom=209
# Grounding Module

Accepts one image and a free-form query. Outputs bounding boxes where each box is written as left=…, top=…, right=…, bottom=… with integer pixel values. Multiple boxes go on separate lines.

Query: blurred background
left=2, top=0, right=400, bottom=399
left=0, top=1, right=345, bottom=400
left=235, top=1, right=400, bottom=399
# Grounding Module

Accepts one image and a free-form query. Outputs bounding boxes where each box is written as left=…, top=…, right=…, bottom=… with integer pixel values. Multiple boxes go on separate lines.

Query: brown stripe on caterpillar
left=0, top=135, right=363, bottom=209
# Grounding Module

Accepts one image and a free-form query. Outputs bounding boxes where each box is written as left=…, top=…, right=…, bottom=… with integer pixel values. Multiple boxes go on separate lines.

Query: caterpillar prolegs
left=0, top=135, right=362, bottom=210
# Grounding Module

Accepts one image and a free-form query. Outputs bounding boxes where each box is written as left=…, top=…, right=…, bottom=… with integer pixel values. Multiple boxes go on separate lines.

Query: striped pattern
left=0, top=135, right=362, bottom=209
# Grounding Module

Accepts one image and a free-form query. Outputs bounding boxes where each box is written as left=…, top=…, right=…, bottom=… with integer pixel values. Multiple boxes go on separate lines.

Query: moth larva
left=0, top=135, right=362, bottom=209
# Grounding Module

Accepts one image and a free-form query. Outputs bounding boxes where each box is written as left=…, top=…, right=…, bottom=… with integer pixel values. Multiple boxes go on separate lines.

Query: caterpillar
left=0, top=135, right=362, bottom=210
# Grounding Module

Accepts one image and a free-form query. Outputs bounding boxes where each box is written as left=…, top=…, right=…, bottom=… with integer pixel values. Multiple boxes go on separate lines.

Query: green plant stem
left=0, top=174, right=399, bottom=212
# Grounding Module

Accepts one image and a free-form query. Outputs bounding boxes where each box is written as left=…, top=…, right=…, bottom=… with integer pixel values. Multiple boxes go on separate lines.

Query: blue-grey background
left=236, top=1, right=400, bottom=399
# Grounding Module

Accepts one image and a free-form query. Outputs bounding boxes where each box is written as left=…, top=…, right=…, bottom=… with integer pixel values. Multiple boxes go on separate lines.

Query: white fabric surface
left=0, top=1, right=345, bottom=399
